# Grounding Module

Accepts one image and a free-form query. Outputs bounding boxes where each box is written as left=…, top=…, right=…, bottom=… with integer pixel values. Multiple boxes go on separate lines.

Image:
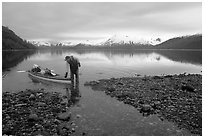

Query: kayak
left=28, top=70, right=71, bottom=84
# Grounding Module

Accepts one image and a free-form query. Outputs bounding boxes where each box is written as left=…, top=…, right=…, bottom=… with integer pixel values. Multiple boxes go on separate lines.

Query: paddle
left=17, top=70, right=28, bottom=73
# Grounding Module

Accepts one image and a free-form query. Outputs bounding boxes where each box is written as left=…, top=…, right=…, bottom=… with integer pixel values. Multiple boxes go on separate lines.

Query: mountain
left=75, top=43, right=91, bottom=47
left=99, top=34, right=162, bottom=46
left=30, top=41, right=77, bottom=47
left=30, top=41, right=52, bottom=47
left=56, top=42, right=77, bottom=47
left=155, top=34, right=202, bottom=49
left=73, top=34, right=162, bottom=48
left=2, top=26, right=36, bottom=50
left=18, top=32, right=202, bottom=50
left=72, top=34, right=201, bottom=49
left=28, top=34, right=163, bottom=48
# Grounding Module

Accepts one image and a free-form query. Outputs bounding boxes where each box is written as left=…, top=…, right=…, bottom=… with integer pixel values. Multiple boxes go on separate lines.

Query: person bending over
left=64, top=55, right=81, bottom=85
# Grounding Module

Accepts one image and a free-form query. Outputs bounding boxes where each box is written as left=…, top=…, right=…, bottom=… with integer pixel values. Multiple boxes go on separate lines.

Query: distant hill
left=155, top=34, right=202, bottom=49
left=2, top=26, right=36, bottom=50
left=15, top=32, right=202, bottom=50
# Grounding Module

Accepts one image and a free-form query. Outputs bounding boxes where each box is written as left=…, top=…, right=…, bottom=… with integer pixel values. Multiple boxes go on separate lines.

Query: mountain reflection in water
left=36, top=49, right=202, bottom=65
left=2, top=50, right=36, bottom=71
left=2, top=49, right=201, bottom=75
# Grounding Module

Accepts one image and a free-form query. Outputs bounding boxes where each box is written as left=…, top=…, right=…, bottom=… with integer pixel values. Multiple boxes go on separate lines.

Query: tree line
left=2, top=26, right=36, bottom=50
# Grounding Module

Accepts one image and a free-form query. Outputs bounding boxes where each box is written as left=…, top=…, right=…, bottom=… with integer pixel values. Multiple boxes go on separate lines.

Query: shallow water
left=2, top=49, right=201, bottom=135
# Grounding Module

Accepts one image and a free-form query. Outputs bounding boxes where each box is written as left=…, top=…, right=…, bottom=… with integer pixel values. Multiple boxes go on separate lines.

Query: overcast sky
left=2, top=2, right=202, bottom=43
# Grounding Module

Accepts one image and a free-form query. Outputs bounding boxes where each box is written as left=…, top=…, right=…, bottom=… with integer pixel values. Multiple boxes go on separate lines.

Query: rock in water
left=76, top=114, right=82, bottom=118
left=57, top=112, right=71, bottom=121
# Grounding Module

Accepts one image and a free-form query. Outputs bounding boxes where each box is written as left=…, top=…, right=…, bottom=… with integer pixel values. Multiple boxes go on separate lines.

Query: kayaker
left=64, top=55, right=81, bottom=84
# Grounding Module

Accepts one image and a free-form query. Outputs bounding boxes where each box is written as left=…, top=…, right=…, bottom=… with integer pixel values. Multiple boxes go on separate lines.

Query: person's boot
left=64, top=72, right=68, bottom=78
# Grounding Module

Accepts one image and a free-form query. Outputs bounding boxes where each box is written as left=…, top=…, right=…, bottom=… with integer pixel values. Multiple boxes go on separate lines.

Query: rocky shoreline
left=2, top=89, right=80, bottom=136
left=2, top=73, right=202, bottom=136
left=84, top=73, right=202, bottom=135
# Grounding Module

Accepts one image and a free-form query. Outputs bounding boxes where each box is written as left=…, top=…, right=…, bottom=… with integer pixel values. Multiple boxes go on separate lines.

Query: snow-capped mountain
left=56, top=40, right=101, bottom=47
left=56, top=42, right=76, bottom=47
left=29, top=34, right=163, bottom=48
left=29, top=41, right=52, bottom=47
left=74, top=34, right=163, bottom=46
left=77, top=40, right=93, bottom=46
left=98, top=34, right=162, bottom=46
left=148, top=38, right=162, bottom=45
left=75, top=40, right=103, bottom=47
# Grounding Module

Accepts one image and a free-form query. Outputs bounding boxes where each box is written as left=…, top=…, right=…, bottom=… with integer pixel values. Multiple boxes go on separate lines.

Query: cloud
left=2, top=2, right=202, bottom=42
left=54, top=32, right=110, bottom=40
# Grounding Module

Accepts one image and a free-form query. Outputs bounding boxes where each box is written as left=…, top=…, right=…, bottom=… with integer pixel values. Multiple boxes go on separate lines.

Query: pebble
left=53, top=119, right=61, bottom=124
left=71, top=128, right=75, bottom=132
left=28, top=113, right=38, bottom=122
left=76, top=114, right=82, bottom=118
left=82, top=132, right=86, bottom=135
left=71, top=122, right=76, bottom=126
left=29, top=94, right=36, bottom=100
left=107, top=87, right=115, bottom=92
left=141, top=104, right=151, bottom=112
left=15, top=103, right=27, bottom=107
left=152, top=101, right=161, bottom=109
left=37, top=102, right=46, bottom=107
left=57, top=112, right=71, bottom=121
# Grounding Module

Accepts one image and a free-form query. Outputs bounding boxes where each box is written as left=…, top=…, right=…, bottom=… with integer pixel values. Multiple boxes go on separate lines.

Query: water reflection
left=35, top=49, right=202, bottom=65
left=155, top=50, right=202, bottom=65
left=28, top=73, right=81, bottom=107
left=2, top=49, right=201, bottom=92
left=2, top=49, right=201, bottom=73
left=2, top=50, right=36, bottom=71
left=65, top=82, right=81, bottom=107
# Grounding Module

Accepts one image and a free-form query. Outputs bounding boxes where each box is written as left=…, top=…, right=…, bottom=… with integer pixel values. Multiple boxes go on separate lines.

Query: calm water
left=2, top=49, right=202, bottom=136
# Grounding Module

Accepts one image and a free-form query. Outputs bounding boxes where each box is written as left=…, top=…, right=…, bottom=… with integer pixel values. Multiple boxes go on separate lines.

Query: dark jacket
left=67, top=56, right=81, bottom=74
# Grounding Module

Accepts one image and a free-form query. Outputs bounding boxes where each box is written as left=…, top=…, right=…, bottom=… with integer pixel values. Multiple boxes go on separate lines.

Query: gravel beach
left=2, top=89, right=78, bottom=136
left=2, top=73, right=202, bottom=136
left=84, top=73, right=202, bottom=135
